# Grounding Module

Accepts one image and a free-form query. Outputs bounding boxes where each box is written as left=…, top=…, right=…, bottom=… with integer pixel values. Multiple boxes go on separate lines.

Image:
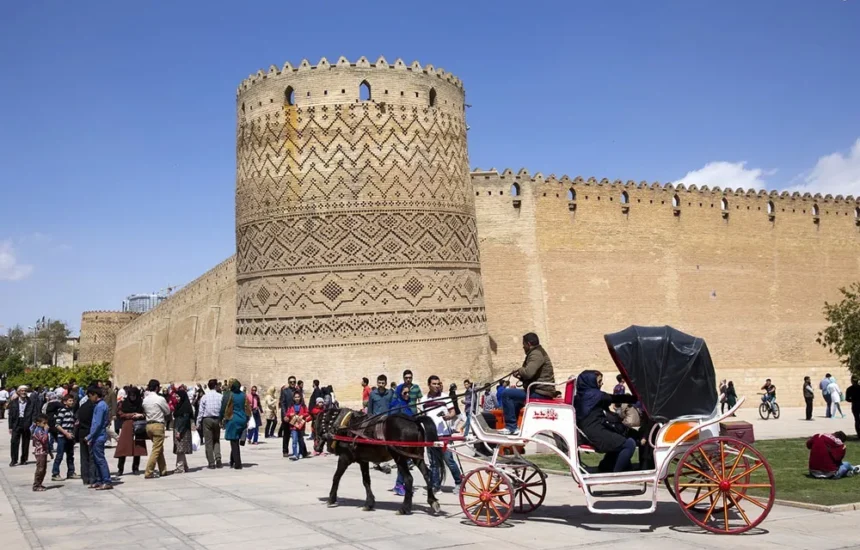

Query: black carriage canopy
left=604, top=325, right=718, bottom=422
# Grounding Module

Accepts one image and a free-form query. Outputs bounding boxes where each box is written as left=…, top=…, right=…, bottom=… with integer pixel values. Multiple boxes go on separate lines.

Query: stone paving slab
left=1, top=431, right=858, bottom=549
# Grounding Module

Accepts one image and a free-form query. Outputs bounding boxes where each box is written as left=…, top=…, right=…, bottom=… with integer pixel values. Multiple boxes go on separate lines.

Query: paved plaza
left=1, top=408, right=858, bottom=550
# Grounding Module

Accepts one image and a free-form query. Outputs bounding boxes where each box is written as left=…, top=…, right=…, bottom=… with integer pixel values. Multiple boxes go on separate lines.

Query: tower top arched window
left=359, top=80, right=371, bottom=101
left=812, top=203, right=820, bottom=216
left=510, top=183, right=520, bottom=197
left=721, top=197, right=729, bottom=211
left=672, top=194, right=680, bottom=208
left=429, top=88, right=437, bottom=107
left=620, top=191, right=629, bottom=204
left=567, top=188, right=576, bottom=201
left=285, top=86, right=295, bottom=106
left=767, top=200, right=775, bottom=214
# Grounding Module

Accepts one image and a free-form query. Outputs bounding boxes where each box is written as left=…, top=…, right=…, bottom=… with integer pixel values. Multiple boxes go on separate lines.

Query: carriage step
left=587, top=484, right=648, bottom=498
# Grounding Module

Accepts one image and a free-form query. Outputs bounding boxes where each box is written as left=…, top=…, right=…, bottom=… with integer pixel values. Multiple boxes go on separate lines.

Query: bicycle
left=758, top=394, right=780, bottom=420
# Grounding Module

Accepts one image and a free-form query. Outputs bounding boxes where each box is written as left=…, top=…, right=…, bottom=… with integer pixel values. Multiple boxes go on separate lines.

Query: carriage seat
left=527, top=380, right=575, bottom=405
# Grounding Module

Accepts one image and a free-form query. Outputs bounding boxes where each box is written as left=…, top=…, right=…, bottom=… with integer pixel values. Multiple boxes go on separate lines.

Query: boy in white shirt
left=419, top=375, right=462, bottom=492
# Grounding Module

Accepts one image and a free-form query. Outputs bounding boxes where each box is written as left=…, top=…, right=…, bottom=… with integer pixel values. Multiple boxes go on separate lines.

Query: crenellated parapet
left=79, top=310, right=141, bottom=365
left=236, top=56, right=465, bottom=119
left=470, top=168, right=860, bottom=223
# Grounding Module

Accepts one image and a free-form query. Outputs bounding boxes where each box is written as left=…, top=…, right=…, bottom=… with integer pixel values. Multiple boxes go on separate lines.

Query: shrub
left=7, top=362, right=112, bottom=390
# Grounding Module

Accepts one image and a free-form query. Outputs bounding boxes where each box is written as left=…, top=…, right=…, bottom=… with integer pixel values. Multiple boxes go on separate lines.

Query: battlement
left=81, top=311, right=141, bottom=320
left=237, top=56, right=463, bottom=95
left=470, top=168, right=860, bottom=205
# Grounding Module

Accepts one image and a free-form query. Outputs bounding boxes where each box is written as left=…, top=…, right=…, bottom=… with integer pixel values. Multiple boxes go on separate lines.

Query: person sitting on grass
left=807, top=430, right=860, bottom=479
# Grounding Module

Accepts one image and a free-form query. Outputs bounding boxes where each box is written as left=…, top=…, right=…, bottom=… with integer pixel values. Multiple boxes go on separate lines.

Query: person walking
left=86, top=387, right=112, bottom=490
left=361, top=378, right=371, bottom=412
left=75, top=386, right=97, bottom=486
left=115, top=386, right=147, bottom=476
left=0, top=386, right=8, bottom=420
left=827, top=377, right=845, bottom=419
left=247, top=386, right=262, bottom=445
left=104, top=381, right=119, bottom=448
left=196, top=379, right=223, bottom=469
left=222, top=381, right=251, bottom=469
left=420, top=375, right=462, bottom=492
left=803, top=376, right=815, bottom=421
left=31, top=414, right=52, bottom=492
left=368, top=375, right=393, bottom=415
left=846, top=377, right=860, bottom=439
left=50, top=393, right=78, bottom=481
left=719, top=380, right=728, bottom=414
left=8, top=386, right=35, bottom=467
left=172, top=388, right=194, bottom=473
left=821, top=374, right=833, bottom=418
left=285, top=392, right=310, bottom=460
left=143, top=379, right=171, bottom=479
left=725, top=381, right=738, bottom=415
left=264, top=387, right=278, bottom=438
left=279, top=377, right=298, bottom=442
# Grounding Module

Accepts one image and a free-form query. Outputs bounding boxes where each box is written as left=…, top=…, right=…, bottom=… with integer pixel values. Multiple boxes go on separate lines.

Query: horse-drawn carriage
left=457, top=326, right=775, bottom=534
left=315, top=326, right=775, bottom=535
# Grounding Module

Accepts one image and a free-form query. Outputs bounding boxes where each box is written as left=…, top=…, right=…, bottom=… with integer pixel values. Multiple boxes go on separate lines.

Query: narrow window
left=620, top=191, right=629, bottom=204
left=359, top=80, right=371, bottom=101
left=767, top=201, right=775, bottom=214
left=285, top=86, right=295, bottom=106
left=855, top=206, right=860, bottom=219
left=241, top=102, right=245, bottom=113
left=429, top=88, right=437, bottom=107
left=510, top=183, right=520, bottom=197
left=672, top=194, right=680, bottom=208
left=567, top=188, right=576, bottom=201
left=721, top=198, right=729, bottom=211
left=812, top=203, right=820, bottom=216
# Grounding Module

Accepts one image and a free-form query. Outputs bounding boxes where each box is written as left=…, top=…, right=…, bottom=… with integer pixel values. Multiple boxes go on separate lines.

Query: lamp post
left=27, top=325, right=36, bottom=367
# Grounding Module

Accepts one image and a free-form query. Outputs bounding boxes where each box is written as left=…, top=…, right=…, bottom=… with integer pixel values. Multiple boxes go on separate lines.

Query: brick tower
left=234, top=56, right=492, bottom=398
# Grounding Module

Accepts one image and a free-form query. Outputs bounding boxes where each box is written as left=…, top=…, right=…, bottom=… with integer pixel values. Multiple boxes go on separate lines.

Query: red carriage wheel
left=665, top=451, right=750, bottom=513
left=510, top=463, right=547, bottom=514
left=459, top=467, right=514, bottom=527
left=674, top=437, right=775, bottom=534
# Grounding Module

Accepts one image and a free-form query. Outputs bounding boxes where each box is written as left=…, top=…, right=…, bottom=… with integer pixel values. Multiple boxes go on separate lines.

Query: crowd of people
left=2, top=331, right=859, bottom=493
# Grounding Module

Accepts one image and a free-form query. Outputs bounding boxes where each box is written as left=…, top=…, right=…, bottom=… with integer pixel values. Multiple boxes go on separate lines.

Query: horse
left=313, top=407, right=443, bottom=516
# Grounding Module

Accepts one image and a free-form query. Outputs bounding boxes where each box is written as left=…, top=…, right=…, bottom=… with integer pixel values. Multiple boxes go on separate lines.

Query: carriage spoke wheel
left=666, top=451, right=750, bottom=513
left=509, top=463, right=547, bottom=514
left=459, top=467, right=514, bottom=527
left=674, top=437, right=775, bottom=534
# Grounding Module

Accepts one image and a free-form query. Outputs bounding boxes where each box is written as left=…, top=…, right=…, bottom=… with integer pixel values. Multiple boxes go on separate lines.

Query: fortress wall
left=113, top=256, right=237, bottom=386
left=79, top=311, right=141, bottom=365
left=473, top=170, right=860, bottom=406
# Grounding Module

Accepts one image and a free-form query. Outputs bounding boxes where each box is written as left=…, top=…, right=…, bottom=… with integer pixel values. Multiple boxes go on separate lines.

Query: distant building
left=122, top=293, right=167, bottom=314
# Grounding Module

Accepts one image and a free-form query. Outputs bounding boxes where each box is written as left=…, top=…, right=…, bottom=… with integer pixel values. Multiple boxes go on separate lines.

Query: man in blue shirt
left=86, top=387, right=112, bottom=490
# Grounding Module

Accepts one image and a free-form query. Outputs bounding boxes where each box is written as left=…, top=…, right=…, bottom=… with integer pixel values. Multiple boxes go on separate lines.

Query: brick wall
left=473, top=170, right=859, bottom=407
left=79, top=311, right=140, bottom=365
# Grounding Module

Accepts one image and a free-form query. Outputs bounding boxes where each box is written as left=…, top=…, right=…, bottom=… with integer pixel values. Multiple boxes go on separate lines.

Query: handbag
left=133, top=420, right=147, bottom=439
left=247, top=415, right=257, bottom=430
left=191, top=430, right=201, bottom=452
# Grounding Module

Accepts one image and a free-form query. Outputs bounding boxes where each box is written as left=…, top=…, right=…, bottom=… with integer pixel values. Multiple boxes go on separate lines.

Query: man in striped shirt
left=51, top=394, right=78, bottom=481
left=196, top=379, right=223, bottom=469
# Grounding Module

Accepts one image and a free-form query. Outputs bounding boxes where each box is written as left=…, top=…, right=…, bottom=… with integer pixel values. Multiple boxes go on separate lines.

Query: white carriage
left=455, top=326, right=776, bottom=534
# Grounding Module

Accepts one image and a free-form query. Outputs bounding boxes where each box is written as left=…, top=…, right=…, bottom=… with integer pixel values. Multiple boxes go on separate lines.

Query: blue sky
left=1, top=0, right=859, bottom=334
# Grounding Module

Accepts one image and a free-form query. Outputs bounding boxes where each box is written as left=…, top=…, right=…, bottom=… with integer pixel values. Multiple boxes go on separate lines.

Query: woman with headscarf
left=172, top=388, right=194, bottom=473
left=573, top=370, right=638, bottom=473
left=115, top=386, right=147, bottom=476
left=221, top=381, right=251, bottom=469
left=264, top=387, right=278, bottom=438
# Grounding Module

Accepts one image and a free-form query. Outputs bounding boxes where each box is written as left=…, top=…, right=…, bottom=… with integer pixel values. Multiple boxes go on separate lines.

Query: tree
left=40, top=320, right=71, bottom=365
left=817, top=282, right=860, bottom=378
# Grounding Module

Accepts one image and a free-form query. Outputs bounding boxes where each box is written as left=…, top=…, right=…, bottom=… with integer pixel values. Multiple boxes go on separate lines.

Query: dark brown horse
left=313, top=407, right=442, bottom=515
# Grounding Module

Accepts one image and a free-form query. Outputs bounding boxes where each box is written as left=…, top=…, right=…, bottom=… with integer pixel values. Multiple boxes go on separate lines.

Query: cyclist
left=761, top=379, right=777, bottom=411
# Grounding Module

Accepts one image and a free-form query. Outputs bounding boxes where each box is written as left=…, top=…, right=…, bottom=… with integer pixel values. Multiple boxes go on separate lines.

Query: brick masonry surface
left=97, top=57, right=860, bottom=407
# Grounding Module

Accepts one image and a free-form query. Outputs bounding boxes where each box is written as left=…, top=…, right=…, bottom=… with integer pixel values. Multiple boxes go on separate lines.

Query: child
left=31, top=414, right=53, bottom=491
left=285, top=392, right=310, bottom=461
left=51, top=393, right=78, bottom=481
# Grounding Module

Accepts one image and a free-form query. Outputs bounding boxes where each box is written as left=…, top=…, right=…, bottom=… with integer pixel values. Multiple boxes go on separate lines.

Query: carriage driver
left=498, top=333, right=556, bottom=435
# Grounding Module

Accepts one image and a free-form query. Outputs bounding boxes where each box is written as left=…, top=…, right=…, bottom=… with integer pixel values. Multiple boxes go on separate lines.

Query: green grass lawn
left=525, top=438, right=860, bottom=506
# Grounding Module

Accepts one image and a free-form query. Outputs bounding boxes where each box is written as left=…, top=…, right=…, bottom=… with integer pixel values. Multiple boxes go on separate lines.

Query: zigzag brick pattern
left=235, top=67, right=488, bottom=348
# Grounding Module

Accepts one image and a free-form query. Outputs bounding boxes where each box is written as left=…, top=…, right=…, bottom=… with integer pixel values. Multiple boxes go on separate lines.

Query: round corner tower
left=234, top=56, right=491, bottom=399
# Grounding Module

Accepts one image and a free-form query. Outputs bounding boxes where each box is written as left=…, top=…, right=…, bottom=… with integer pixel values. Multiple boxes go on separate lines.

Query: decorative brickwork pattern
left=235, top=61, right=488, bottom=349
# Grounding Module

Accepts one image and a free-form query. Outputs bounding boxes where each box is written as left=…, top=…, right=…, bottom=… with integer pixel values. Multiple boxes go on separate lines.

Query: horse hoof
left=430, top=501, right=441, bottom=515
left=397, top=509, right=412, bottom=516
left=362, top=506, right=374, bottom=512
left=327, top=502, right=339, bottom=508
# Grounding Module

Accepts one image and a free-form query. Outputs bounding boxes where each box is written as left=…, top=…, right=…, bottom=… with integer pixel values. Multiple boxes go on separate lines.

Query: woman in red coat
left=284, top=392, right=311, bottom=461
left=807, top=431, right=859, bottom=479
left=115, top=387, right=147, bottom=476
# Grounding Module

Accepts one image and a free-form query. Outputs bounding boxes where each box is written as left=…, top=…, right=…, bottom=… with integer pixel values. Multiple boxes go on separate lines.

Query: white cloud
left=787, top=138, right=860, bottom=197
left=0, top=241, right=33, bottom=281
left=676, top=161, right=772, bottom=191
